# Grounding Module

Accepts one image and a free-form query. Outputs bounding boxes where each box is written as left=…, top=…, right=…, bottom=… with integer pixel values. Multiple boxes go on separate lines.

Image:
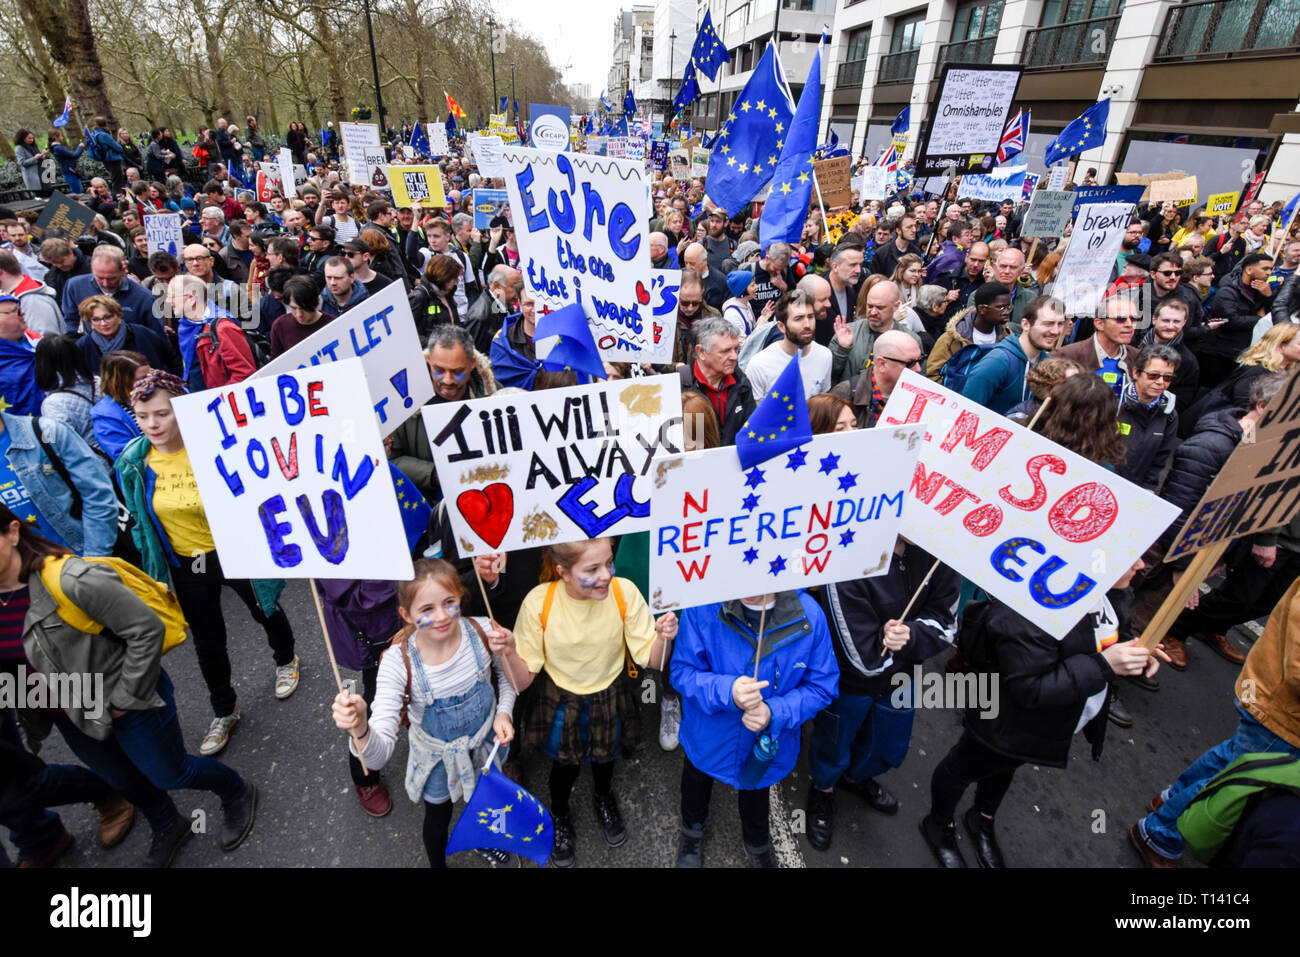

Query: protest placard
left=1022, top=171, right=1040, bottom=201
left=648, top=426, right=923, bottom=612
left=691, top=149, right=710, bottom=177
left=1020, top=189, right=1073, bottom=237
left=423, top=375, right=684, bottom=555
left=255, top=282, right=433, bottom=437
left=363, top=147, right=390, bottom=191
left=915, top=64, right=1022, bottom=176
left=339, top=121, right=381, bottom=185
left=529, top=104, right=571, bottom=152
left=386, top=165, right=447, bottom=208
left=880, top=371, right=1178, bottom=638
left=171, top=358, right=413, bottom=581
left=471, top=188, right=509, bottom=229
left=1206, top=190, right=1238, bottom=216
left=956, top=165, right=1027, bottom=203
left=1071, top=184, right=1147, bottom=217
left=34, top=195, right=95, bottom=239
left=500, top=146, right=658, bottom=361
left=1115, top=170, right=1186, bottom=202
left=469, top=134, right=506, bottom=177
left=644, top=268, right=680, bottom=366
left=813, top=156, right=852, bottom=208
left=651, top=140, right=669, bottom=171
left=1047, top=165, right=1068, bottom=191
left=143, top=212, right=183, bottom=256
left=1053, top=201, right=1134, bottom=315
left=625, top=138, right=646, bottom=162
left=856, top=166, right=888, bottom=202
left=428, top=122, right=449, bottom=156
left=278, top=147, right=297, bottom=198
left=1149, top=175, right=1197, bottom=206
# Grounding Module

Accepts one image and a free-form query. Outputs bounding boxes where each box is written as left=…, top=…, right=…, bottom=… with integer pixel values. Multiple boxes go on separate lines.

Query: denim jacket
left=0, top=411, right=117, bottom=556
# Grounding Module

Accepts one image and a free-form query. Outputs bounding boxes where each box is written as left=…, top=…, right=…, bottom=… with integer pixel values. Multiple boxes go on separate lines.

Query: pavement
left=2, top=579, right=1256, bottom=869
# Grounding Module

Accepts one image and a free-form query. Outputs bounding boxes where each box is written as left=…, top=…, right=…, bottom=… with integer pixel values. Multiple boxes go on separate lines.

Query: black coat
left=1117, top=391, right=1179, bottom=492
left=77, top=322, right=180, bottom=377
left=1160, top=409, right=1242, bottom=556
left=1179, top=363, right=1265, bottom=440
left=464, top=289, right=509, bottom=355
left=677, top=362, right=755, bottom=447
left=1272, top=271, right=1300, bottom=325
left=817, top=277, right=861, bottom=347
left=1201, top=275, right=1266, bottom=359
left=867, top=240, right=923, bottom=281
left=965, top=599, right=1113, bottom=768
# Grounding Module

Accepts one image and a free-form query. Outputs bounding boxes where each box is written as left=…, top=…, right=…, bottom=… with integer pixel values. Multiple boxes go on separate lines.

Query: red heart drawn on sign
left=456, top=484, right=514, bottom=548
left=635, top=281, right=651, bottom=305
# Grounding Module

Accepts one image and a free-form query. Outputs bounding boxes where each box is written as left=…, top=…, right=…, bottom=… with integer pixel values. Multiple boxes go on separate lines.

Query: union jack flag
left=874, top=142, right=897, bottom=170
left=997, top=108, right=1029, bottom=164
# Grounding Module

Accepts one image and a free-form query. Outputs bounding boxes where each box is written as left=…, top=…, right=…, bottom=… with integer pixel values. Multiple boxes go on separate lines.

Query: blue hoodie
left=961, top=334, right=1036, bottom=415
left=321, top=278, right=369, bottom=317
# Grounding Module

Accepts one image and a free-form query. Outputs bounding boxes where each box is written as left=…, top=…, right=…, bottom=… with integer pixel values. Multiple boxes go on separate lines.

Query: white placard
left=255, top=282, right=433, bottom=437
left=143, top=212, right=183, bottom=257
left=881, top=370, right=1178, bottom=638
left=278, top=147, right=297, bottom=198
left=625, top=138, right=646, bottom=162
left=956, top=165, right=1026, bottom=203
left=1020, top=189, right=1073, bottom=237
left=920, top=66, right=1021, bottom=174
left=428, top=122, right=449, bottom=156
left=172, top=358, right=414, bottom=581
left=423, top=376, right=684, bottom=555
left=1053, top=201, right=1133, bottom=316
left=362, top=147, right=390, bottom=191
left=645, top=268, right=680, bottom=366
left=648, top=427, right=923, bottom=612
left=501, top=146, right=657, bottom=361
left=468, top=135, right=506, bottom=177
left=1047, top=164, right=1069, bottom=191
left=339, top=121, right=382, bottom=185
left=856, top=167, right=888, bottom=201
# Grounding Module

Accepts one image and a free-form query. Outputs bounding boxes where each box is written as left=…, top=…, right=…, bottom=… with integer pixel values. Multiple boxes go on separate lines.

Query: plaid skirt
left=522, top=669, right=642, bottom=765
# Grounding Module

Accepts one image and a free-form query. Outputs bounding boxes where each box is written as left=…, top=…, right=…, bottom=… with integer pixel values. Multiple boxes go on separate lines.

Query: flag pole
left=472, top=562, right=520, bottom=694
left=753, top=602, right=768, bottom=681
left=310, top=578, right=369, bottom=776
left=811, top=169, right=829, bottom=244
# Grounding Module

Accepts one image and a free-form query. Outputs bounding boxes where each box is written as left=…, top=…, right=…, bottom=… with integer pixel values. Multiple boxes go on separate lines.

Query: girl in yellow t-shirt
left=495, top=537, right=676, bottom=868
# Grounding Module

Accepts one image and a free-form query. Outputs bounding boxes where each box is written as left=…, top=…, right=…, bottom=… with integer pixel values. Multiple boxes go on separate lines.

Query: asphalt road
left=3, top=578, right=1254, bottom=869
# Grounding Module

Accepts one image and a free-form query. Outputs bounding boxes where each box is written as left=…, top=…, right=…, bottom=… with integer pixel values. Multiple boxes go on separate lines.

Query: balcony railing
left=1155, top=0, right=1300, bottom=61
left=938, top=35, right=998, bottom=68
left=877, top=48, right=919, bottom=84
left=1022, top=14, right=1120, bottom=70
left=837, top=59, right=868, bottom=87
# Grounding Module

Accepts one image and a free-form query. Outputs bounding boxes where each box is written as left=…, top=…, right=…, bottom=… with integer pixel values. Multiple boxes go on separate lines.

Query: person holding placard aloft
left=500, top=538, right=676, bottom=868
left=117, top=371, right=299, bottom=758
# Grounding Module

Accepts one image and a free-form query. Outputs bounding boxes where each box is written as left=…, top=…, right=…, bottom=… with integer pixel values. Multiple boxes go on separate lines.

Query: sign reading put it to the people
left=385, top=164, right=447, bottom=208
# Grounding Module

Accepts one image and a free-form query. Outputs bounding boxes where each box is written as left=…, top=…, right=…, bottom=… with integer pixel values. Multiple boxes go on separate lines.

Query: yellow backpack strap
left=39, top=556, right=102, bottom=636
left=611, top=579, right=637, bottom=678
left=540, top=580, right=558, bottom=632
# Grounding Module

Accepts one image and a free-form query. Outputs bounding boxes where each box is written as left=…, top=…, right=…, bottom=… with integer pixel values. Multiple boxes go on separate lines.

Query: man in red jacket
left=166, top=274, right=256, bottom=389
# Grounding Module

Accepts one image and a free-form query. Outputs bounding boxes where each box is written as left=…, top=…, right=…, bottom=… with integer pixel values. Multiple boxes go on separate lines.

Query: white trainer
left=200, top=709, right=240, bottom=756
left=659, top=694, right=681, bottom=751
left=274, top=656, right=300, bottom=700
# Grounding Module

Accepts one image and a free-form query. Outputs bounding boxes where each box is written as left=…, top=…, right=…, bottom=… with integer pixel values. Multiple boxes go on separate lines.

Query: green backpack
left=1177, top=752, right=1300, bottom=863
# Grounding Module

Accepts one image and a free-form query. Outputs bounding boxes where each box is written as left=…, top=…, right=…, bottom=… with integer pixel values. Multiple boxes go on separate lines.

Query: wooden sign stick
left=309, top=578, right=369, bottom=776
left=753, top=601, right=768, bottom=681
left=472, top=561, right=519, bottom=693
left=1138, top=540, right=1231, bottom=651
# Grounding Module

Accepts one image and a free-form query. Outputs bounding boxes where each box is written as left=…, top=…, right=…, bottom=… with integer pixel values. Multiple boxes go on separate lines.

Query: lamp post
left=362, top=0, right=387, bottom=134
left=487, top=17, right=500, bottom=113
left=510, top=61, right=516, bottom=117
left=669, top=28, right=677, bottom=120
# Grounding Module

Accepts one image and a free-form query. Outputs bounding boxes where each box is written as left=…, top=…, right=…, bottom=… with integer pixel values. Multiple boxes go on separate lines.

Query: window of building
left=952, top=0, right=1004, bottom=40
left=845, top=26, right=871, bottom=61
left=891, top=12, right=926, bottom=51
left=1040, top=0, right=1124, bottom=25
left=726, top=3, right=751, bottom=35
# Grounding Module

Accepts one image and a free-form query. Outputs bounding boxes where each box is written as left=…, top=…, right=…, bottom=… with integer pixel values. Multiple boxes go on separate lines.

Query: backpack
left=86, top=130, right=108, bottom=162
left=39, top=554, right=187, bottom=655
left=940, top=341, right=996, bottom=394
left=1177, top=752, right=1300, bottom=863
left=538, top=578, right=640, bottom=678
left=201, top=314, right=272, bottom=373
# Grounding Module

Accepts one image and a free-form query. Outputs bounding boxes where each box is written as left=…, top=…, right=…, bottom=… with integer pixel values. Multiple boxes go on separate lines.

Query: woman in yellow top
left=495, top=537, right=677, bottom=867
left=117, top=371, right=298, bottom=758
left=1171, top=211, right=1217, bottom=249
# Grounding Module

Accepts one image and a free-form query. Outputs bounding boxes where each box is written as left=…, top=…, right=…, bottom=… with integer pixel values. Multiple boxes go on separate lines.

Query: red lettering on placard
left=801, top=552, right=832, bottom=574
left=1048, top=482, right=1118, bottom=543
left=683, top=489, right=709, bottom=517
left=676, top=556, right=711, bottom=580
left=963, top=503, right=1004, bottom=537
left=307, top=381, right=328, bottom=417
left=911, top=462, right=947, bottom=504
left=940, top=410, right=1012, bottom=471
left=999, top=453, right=1067, bottom=511
left=934, top=479, right=979, bottom=516
left=884, top=380, right=944, bottom=425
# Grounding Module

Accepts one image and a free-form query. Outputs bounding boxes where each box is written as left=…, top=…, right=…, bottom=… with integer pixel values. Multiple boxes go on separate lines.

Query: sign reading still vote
left=882, top=371, right=1178, bottom=638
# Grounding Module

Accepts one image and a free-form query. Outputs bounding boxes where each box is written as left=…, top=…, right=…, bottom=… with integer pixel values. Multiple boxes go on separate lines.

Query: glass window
left=1255, top=0, right=1300, bottom=49
left=953, top=0, right=1004, bottom=40
left=847, top=27, right=871, bottom=60
left=891, top=14, right=926, bottom=52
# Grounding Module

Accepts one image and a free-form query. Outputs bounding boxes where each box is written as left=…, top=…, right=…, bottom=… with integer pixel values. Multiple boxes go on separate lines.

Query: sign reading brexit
left=500, top=146, right=660, bottom=362
left=171, top=359, right=413, bottom=581
left=424, top=376, right=683, bottom=556
left=881, top=371, right=1179, bottom=638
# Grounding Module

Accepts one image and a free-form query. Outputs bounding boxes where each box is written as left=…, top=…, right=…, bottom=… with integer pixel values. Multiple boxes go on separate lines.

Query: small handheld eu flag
left=534, top=302, right=606, bottom=381
left=445, top=742, right=555, bottom=866
left=735, top=354, right=813, bottom=470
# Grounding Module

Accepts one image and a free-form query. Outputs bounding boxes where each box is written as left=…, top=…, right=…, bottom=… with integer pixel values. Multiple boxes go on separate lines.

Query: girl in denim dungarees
left=332, top=559, right=519, bottom=867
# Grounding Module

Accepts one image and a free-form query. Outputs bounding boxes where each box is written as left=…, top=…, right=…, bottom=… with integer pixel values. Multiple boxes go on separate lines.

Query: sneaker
left=477, top=847, right=521, bottom=867
left=355, top=783, right=392, bottom=817
left=16, top=828, right=74, bottom=868
left=274, top=656, right=301, bottom=699
left=676, top=823, right=704, bottom=868
left=95, top=794, right=136, bottom=848
left=551, top=814, right=576, bottom=867
left=745, top=842, right=778, bottom=868
left=1108, top=691, right=1134, bottom=728
left=143, top=817, right=192, bottom=869
left=658, top=694, right=682, bottom=751
left=806, top=786, right=833, bottom=851
left=200, top=709, right=240, bottom=756
left=593, top=791, right=627, bottom=847
left=220, top=782, right=257, bottom=852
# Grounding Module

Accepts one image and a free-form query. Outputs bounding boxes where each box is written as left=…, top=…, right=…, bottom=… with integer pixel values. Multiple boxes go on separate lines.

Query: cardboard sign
left=1046, top=165, right=1068, bottom=191
left=881, top=371, right=1178, bottom=638
left=255, top=282, right=433, bottom=437
left=1020, top=189, right=1074, bottom=238
left=1167, top=368, right=1300, bottom=561
left=1206, top=191, right=1238, bottom=216
left=471, top=188, right=509, bottom=229
left=34, top=195, right=96, bottom=239
left=171, top=358, right=413, bottom=581
left=428, top=122, right=449, bottom=156
left=856, top=166, right=888, bottom=201
left=1149, top=175, right=1197, bottom=206
left=957, top=165, right=1027, bottom=203
left=339, top=121, right=381, bottom=186
left=915, top=64, right=1023, bottom=176
left=1115, top=169, right=1186, bottom=202
left=386, top=165, right=447, bottom=208
left=813, top=156, right=852, bottom=208
left=363, top=147, right=390, bottom=191
left=500, top=146, right=659, bottom=361
left=1053, top=201, right=1134, bottom=315
left=469, top=135, right=506, bottom=177
left=648, top=427, right=923, bottom=612
left=143, top=212, right=183, bottom=257
left=423, top=375, right=684, bottom=556
left=278, top=148, right=297, bottom=198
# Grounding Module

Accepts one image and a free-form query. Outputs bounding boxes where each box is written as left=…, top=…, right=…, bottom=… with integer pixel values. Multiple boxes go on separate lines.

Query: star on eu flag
left=743, top=547, right=759, bottom=565
left=744, top=466, right=767, bottom=489
left=768, top=555, right=787, bottom=576
left=786, top=448, right=807, bottom=471
left=839, top=530, right=855, bottom=547
left=837, top=471, right=859, bottom=492
left=742, top=493, right=761, bottom=512
left=818, top=452, right=840, bottom=475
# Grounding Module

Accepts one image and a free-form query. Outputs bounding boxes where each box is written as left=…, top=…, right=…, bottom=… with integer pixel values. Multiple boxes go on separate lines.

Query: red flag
left=444, top=91, right=467, bottom=119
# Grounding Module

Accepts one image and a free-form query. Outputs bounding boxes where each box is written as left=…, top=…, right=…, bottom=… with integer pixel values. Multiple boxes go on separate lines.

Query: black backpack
left=201, top=315, right=273, bottom=371
left=941, top=341, right=997, bottom=394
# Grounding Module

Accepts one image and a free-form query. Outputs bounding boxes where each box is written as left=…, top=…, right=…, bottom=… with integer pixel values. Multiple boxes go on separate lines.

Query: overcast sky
left=495, top=0, right=630, bottom=94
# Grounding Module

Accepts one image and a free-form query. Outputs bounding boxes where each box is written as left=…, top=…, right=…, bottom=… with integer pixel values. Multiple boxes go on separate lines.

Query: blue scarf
left=91, top=322, right=128, bottom=355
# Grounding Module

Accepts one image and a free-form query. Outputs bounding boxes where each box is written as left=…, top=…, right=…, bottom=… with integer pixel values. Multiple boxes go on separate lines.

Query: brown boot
left=17, top=828, right=74, bottom=868
left=1195, top=632, right=1246, bottom=665
left=1162, top=636, right=1187, bottom=671
left=1129, top=822, right=1182, bottom=868
left=95, top=795, right=136, bottom=848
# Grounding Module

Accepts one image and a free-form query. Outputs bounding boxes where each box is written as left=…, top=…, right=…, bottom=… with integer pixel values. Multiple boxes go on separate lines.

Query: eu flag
left=736, top=353, right=813, bottom=470
left=1277, top=190, right=1300, bottom=231
left=534, top=302, right=606, bottom=380
left=409, top=122, right=430, bottom=157
left=499, top=95, right=508, bottom=112
left=673, top=61, right=700, bottom=115
left=445, top=112, right=457, bottom=138
left=624, top=89, right=638, bottom=117
left=691, top=9, right=731, bottom=81
left=445, top=763, right=555, bottom=866
left=0, top=332, right=42, bottom=416
left=705, top=42, right=794, bottom=217
left=388, top=462, right=432, bottom=552
left=759, top=36, right=824, bottom=251
left=1044, top=98, right=1110, bottom=168
left=599, top=89, right=613, bottom=111
left=891, top=106, right=910, bottom=136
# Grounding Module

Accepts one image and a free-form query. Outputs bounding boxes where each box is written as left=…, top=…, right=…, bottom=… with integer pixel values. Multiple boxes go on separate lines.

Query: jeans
left=680, top=756, right=770, bottom=849
left=810, top=689, right=916, bottom=791
left=929, top=730, right=1022, bottom=824
left=171, top=550, right=295, bottom=717
left=54, top=669, right=245, bottom=833
left=1140, top=706, right=1300, bottom=858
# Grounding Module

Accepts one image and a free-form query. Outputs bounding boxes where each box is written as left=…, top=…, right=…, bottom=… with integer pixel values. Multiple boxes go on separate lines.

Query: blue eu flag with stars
left=691, top=9, right=731, bottom=81
left=1044, top=99, right=1110, bottom=168
left=759, top=36, right=824, bottom=251
left=445, top=763, right=555, bottom=866
left=705, top=42, right=794, bottom=217
left=673, top=61, right=700, bottom=115
left=736, top=354, right=813, bottom=470
left=534, top=302, right=606, bottom=381
left=388, top=463, right=431, bottom=552
left=408, top=122, right=430, bottom=157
